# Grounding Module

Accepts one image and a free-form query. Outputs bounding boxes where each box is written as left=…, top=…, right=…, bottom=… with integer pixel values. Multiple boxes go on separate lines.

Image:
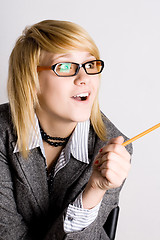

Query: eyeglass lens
left=55, top=60, right=103, bottom=76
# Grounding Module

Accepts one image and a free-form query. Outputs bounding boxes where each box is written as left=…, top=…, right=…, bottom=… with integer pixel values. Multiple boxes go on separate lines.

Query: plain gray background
left=0, top=0, right=160, bottom=239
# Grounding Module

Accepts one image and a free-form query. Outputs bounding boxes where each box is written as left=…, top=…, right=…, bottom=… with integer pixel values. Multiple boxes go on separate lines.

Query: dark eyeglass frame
left=37, top=60, right=104, bottom=77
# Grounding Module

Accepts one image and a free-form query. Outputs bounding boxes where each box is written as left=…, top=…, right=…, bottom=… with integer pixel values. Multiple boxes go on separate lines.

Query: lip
left=71, top=91, right=91, bottom=102
left=71, top=91, right=91, bottom=97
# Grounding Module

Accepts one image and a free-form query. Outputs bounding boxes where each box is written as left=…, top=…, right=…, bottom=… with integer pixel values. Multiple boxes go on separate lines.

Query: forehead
left=39, top=50, right=95, bottom=65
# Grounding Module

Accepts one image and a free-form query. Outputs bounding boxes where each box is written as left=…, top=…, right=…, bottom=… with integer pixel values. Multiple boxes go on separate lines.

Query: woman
left=0, top=20, right=132, bottom=239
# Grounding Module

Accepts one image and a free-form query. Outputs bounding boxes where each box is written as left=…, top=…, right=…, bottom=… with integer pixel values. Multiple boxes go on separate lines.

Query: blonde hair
left=7, top=20, right=106, bottom=158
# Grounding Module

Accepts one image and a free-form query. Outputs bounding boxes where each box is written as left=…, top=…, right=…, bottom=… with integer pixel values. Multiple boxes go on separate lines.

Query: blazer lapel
left=48, top=155, right=90, bottom=221
left=12, top=142, right=49, bottom=215
left=50, top=124, right=97, bottom=209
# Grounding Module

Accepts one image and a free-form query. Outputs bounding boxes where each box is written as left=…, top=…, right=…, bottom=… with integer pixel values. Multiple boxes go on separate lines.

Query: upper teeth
left=74, top=93, right=89, bottom=98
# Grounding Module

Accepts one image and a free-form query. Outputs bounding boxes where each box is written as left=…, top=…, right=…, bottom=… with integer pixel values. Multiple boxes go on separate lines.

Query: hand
left=90, top=136, right=131, bottom=191
left=82, top=136, right=131, bottom=209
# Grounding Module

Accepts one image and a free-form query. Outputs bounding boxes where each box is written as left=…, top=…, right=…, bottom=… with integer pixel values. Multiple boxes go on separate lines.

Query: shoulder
left=0, top=103, right=12, bottom=128
left=0, top=102, right=10, bottom=116
left=0, top=102, right=15, bottom=140
left=103, top=112, right=133, bottom=155
left=0, top=103, right=16, bottom=156
left=101, top=112, right=126, bottom=139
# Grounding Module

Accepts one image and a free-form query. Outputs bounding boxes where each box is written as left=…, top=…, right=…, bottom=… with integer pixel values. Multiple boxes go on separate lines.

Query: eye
left=85, top=61, right=95, bottom=69
left=57, top=63, right=72, bottom=73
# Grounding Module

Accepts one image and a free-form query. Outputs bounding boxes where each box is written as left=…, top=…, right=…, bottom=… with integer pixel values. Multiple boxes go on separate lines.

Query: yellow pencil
left=122, top=123, right=160, bottom=147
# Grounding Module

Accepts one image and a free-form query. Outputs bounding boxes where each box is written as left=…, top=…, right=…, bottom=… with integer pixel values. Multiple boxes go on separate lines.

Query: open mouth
left=72, top=92, right=90, bottom=101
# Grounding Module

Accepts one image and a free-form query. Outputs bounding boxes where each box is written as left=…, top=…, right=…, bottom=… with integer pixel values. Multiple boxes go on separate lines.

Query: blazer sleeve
left=44, top=187, right=121, bottom=240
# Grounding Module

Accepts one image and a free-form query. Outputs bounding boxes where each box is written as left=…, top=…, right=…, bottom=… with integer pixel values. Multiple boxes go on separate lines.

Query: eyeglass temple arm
left=37, top=66, right=52, bottom=72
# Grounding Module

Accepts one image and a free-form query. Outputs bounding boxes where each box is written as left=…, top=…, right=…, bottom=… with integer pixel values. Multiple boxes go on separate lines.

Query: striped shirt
left=14, top=116, right=100, bottom=233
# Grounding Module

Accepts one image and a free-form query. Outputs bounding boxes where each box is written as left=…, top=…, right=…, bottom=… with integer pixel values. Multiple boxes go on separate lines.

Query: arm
left=45, top=136, right=131, bottom=240
left=64, top=191, right=101, bottom=232
left=64, top=136, right=130, bottom=233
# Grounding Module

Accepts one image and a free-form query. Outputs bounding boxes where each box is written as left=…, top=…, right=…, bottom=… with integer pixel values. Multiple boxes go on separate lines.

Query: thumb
left=109, top=136, right=124, bottom=145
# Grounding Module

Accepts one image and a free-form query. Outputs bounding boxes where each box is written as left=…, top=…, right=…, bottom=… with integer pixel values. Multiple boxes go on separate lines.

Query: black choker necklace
left=39, top=124, right=70, bottom=147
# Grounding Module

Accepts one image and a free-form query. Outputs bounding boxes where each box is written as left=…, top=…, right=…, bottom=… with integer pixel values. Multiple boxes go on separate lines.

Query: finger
left=100, top=168, right=124, bottom=187
left=100, top=137, right=125, bottom=155
left=100, top=152, right=130, bottom=172
left=96, top=138, right=121, bottom=156
left=94, top=148, right=130, bottom=172
left=93, top=154, right=103, bottom=167
left=100, top=161, right=130, bottom=180
left=103, top=151, right=130, bottom=166
left=108, top=136, right=124, bottom=145
left=101, top=144, right=130, bottom=162
left=96, top=137, right=123, bottom=158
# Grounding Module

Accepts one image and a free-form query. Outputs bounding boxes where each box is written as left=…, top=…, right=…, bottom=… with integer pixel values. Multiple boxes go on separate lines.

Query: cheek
left=92, top=77, right=100, bottom=95
left=38, top=77, right=56, bottom=108
left=38, top=74, right=69, bottom=105
left=39, top=75, right=53, bottom=94
left=38, top=73, right=58, bottom=97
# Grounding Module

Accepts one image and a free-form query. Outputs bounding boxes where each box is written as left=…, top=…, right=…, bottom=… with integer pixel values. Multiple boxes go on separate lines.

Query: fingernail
left=99, top=148, right=103, bottom=153
left=94, top=160, right=99, bottom=165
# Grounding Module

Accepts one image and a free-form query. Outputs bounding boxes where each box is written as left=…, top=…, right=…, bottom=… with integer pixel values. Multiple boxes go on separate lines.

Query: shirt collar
left=13, top=115, right=90, bottom=164
left=13, top=115, right=45, bottom=155
left=65, top=120, right=90, bottom=164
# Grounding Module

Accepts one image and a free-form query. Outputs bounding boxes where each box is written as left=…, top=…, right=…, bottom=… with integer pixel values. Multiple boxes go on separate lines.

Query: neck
left=35, top=108, right=77, bottom=139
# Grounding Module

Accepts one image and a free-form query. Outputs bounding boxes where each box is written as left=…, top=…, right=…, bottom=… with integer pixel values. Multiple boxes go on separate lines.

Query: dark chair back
left=103, top=206, right=120, bottom=240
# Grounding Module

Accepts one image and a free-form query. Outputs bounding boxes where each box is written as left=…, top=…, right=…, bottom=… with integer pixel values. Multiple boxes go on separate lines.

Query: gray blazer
left=0, top=103, right=132, bottom=240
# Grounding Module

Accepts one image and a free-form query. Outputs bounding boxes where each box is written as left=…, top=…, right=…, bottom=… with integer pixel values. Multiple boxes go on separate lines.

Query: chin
left=70, top=111, right=91, bottom=123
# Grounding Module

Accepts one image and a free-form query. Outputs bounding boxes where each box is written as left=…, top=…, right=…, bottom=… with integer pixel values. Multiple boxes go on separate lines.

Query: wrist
left=82, top=181, right=106, bottom=209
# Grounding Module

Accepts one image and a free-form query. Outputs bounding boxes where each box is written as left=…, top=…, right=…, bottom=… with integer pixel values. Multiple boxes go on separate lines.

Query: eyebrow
left=52, top=54, right=72, bottom=62
left=52, top=52, right=94, bottom=62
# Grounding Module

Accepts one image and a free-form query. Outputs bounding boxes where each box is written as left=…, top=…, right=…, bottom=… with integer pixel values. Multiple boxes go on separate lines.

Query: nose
left=74, top=67, right=88, bottom=85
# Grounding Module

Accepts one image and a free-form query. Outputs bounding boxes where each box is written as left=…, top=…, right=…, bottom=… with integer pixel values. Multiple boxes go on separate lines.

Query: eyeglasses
left=37, top=60, right=104, bottom=77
